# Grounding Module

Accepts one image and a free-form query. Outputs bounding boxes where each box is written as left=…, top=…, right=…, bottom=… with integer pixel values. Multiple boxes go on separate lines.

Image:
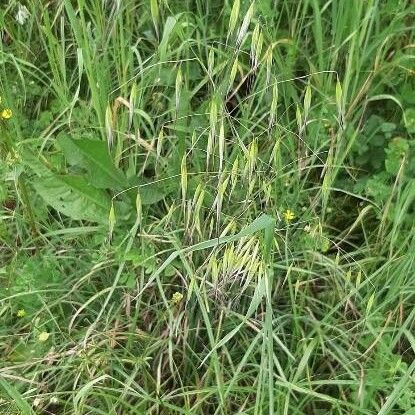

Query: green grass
left=1, top=0, right=415, bottom=414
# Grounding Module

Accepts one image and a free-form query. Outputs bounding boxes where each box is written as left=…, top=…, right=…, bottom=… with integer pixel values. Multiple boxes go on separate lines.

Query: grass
left=1, top=0, right=415, bottom=414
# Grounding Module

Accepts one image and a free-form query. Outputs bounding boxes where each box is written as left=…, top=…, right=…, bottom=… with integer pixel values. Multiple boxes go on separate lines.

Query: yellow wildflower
left=171, top=291, right=183, bottom=305
left=283, top=209, right=295, bottom=222
left=1, top=108, right=12, bottom=119
left=38, top=331, right=50, bottom=342
left=16, top=309, right=26, bottom=318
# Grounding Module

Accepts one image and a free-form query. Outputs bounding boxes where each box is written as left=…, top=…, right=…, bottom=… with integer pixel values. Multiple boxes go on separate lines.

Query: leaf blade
left=33, top=174, right=111, bottom=224
left=57, top=136, right=127, bottom=189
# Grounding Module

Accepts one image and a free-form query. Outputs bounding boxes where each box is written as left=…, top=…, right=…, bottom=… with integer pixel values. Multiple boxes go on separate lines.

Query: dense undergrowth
left=1, top=0, right=415, bottom=414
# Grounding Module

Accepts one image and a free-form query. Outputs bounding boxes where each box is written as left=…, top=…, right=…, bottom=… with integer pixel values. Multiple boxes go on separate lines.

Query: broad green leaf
left=33, top=174, right=110, bottom=224
left=57, top=136, right=127, bottom=189
left=20, top=149, right=54, bottom=177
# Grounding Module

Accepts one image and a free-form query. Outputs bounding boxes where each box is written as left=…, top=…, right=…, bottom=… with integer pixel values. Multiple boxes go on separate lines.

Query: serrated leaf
left=385, top=137, right=409, bottom=175
left=33, top=174, right=110, bottom=224
left=57, top=136, right=127, bottom=189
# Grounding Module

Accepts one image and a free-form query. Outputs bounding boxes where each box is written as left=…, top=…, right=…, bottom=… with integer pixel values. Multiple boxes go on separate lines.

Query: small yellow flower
left=38, top=331, right=50, bottom=342
left=171, top=291, right=183, bottom=305
left=16, top=309, right=26, bottom=318
left=1, top=108, right=12, bottom=119
left=283, top=209, right=295, bottom=222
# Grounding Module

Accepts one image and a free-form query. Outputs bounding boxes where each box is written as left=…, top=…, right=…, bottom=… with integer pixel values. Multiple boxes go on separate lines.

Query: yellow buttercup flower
left=171, top=291, right=183, bottom=305
left=1, top=108, right=12, bottom=119
left=283, top=209, right=295, bottom=222
left=16, top=309, right=26, bottom=318
left=38, top=331, right=50, bottom=342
